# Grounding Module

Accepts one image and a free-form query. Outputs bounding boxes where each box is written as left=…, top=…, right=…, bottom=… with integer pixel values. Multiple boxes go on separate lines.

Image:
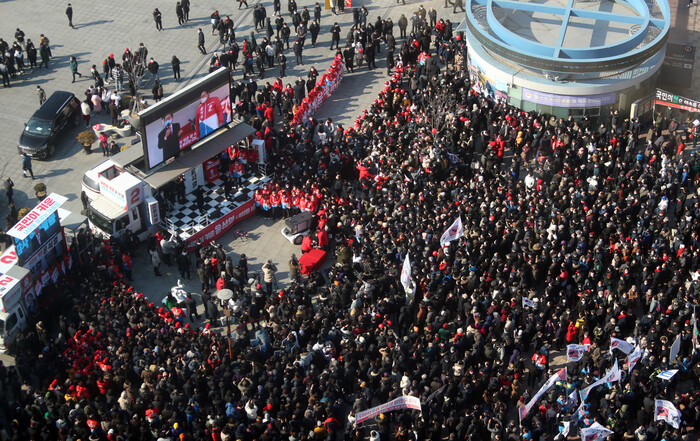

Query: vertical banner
left=400, top=254, right=412, bottom=292
left=204, top=158, right=220, bottom=183
left=669, top=334, right=681, bottom=362
left=627, top=345, right=642, bottom=372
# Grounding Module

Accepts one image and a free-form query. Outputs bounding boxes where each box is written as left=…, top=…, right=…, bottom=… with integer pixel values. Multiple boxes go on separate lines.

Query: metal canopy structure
left=466, top=0, right=670, bottom=74
left=143, top=122, right=255, bottom=190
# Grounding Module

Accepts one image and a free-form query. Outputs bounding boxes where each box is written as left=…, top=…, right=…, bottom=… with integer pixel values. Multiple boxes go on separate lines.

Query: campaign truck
left=0, top=194, right=77, bottom=353
left=83, top=69, right=268, bottom=250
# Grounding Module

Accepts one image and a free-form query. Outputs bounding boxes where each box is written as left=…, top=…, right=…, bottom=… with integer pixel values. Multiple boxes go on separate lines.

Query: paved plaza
left=0, top=0, right=697, bottom=302
left=0, top=0, right=465, bottom=303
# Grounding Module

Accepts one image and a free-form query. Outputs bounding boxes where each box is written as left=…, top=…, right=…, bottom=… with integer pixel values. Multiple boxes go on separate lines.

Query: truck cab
left=0, top=265, right=33, bottom=353
left=88, top=194, right=152, bottom=240
left=85, top=160, right=162, bottom=241
left=0, top=304, right=27, bottom=353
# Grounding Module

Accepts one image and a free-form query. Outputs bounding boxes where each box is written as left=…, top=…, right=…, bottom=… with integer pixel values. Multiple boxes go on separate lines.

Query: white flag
left=581, top=360, right=620, bottom=402
left=693, top=309, right=699, bottom=355
left=567, top=344, right=588, bottom=363
left=669, top=334, right=681, bottom=362
left=655, top=399, right=681, bottom=429
left=439, top=217, right=464, bottom=247
left=522, top=297, right=535, bottom=308
left=581, top=422, right=613, bottom=441
left=568, top=389, right=579, bottom=407
left=657, top=369, right=679, bottom=381
left=561, top=421, right=571, bottom=438
left=627, top=345, right=642, bottom=373
left=400, top=254, right=412, bottom=292
left=610, top=337, right=634, bottom=355
left=519, top=368, right=566, bottom=421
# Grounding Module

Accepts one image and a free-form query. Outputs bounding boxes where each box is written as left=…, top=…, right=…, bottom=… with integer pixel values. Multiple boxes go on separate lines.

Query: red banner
left=292, top=55, right=345, bottom=125
left=204, top=158, right=220, bottom=183
left=185, top=199, right=255, bottom=251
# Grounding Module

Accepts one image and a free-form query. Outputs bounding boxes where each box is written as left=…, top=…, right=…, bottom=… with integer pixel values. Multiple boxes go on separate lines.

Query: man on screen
left=157, top=113, right=184, bottom=161
left=195, top=90, right=224, bottom=138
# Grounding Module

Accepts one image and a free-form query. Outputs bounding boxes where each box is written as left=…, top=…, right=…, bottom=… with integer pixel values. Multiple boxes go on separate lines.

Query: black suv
left=17, top=91, right=81, bottom=159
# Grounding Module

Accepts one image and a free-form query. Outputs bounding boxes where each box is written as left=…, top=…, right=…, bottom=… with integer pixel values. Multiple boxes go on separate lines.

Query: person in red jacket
left=316, top=227, right=329, bottom=250
left=301, top=235, right=313, bottom=253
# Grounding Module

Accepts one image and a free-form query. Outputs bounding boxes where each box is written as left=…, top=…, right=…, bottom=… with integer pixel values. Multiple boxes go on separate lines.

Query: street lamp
left=216, top=288, right=234, bottom=359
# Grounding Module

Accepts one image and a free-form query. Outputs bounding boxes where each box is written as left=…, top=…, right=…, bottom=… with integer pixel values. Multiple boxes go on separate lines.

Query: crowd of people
left=3, top=3, right=700, bottom=441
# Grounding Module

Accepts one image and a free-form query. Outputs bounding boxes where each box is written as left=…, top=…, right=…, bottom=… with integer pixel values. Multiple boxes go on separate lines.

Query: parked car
left=17, top=91, right=81, bottom=159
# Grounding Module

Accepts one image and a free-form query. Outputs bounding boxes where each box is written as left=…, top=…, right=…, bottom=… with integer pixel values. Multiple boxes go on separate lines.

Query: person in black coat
left=176, top=2, right=185, bottom=25
left=171, top=55, right=181, bottom=80
left=197, top=28, right=206, bottom=54
left=157, top=113, right=183, bottom=161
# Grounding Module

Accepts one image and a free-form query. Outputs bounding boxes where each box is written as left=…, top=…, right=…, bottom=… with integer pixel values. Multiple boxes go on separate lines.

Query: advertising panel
left=13, top=211, right=61, bottom=267
left=522, top=88, right=617, bottom=108
left=7, top=193, right=67, bottom=240
left=140, top=69, right=232, bottom=170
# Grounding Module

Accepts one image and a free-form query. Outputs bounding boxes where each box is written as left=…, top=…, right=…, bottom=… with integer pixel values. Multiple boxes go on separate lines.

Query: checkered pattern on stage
left=163, top=174, right=269, bottom=240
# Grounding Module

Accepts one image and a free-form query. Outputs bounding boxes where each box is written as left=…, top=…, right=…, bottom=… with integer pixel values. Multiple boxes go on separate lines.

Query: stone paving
left=0, top=0, right=465, bottom=307
left=0, top=0, right=695, bottom=307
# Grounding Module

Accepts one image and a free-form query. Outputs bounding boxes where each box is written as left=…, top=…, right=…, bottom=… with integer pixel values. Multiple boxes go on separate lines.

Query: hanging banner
left=654, top=399, right=681, bottom=429
left=292, top=55, right=345, bottom=125
left=439, top=217, right=464, bottom=247
left=655, top=88, right=700, bottom=113
left=355, top=396, right=422, bottom=424
left=580, top=360, right=620, bottom=402
left=581, top=422, right=614, bottom=441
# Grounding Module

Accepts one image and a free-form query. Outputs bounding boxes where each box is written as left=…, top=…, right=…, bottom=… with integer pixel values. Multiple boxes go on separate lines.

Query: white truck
left=0, top=248, right=36, bottom=353
left=82, top=146, right=161, bottom=241
left=82, top=120, right=262, bottom=249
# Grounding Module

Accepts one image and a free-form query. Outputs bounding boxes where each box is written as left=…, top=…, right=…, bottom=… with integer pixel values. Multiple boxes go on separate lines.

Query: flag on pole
left=656, top=369, right=679, bottom=381
left=567, top=344, right=589, bottom=363
left=654, top=399, right=681, bottom=429
left=627, top=345, right=642, bottom=373
left=522, top=297, right=535, bottom=308
left=610, top=337, right=634, bottom=355
left=518, top=368, right=567, bottom=422
left=693, top=308, right=699, bottom=355
left=580, top=422, right=614, bottom=441
left=400, top=254, right=412, bottom=292
left=568, top=389, right=579, bottom=407
left=560, top=421, right=571, bottom=438
left=580, top=360, right=620, bottom=401
left=669, top=334, right=681, bottom=362
left=439, top=217, right=464, bottom=247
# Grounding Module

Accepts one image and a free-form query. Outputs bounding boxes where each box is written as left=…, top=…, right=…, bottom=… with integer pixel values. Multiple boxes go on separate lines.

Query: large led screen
left=139, top=69, right=232, bottom=170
